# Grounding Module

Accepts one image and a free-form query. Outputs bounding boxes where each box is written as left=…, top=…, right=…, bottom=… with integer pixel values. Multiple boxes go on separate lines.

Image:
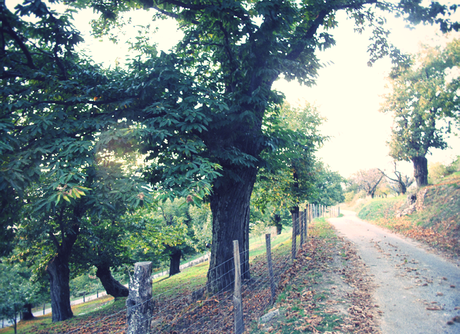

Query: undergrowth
left=356, top=174, right=460, bottom=257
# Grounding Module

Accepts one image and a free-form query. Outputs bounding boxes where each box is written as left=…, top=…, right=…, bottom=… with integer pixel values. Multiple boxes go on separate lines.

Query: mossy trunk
left=412, top=156, right=428, bottom=187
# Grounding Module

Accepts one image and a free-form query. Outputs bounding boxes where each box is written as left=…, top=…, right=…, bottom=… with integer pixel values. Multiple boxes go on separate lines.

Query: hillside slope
left=356, top=174, right=460, bottom=258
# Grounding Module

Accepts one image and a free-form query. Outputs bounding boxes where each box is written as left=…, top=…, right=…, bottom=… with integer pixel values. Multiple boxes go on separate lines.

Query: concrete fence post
left=291, top=211, right=297, bottom=261
left=299, top=210, right=304, bottom=247
left=126, top=262, right=154, bottom=334
left=233, top=240, right=244, bottom=334
left=265, top=234, right=276, bottom=305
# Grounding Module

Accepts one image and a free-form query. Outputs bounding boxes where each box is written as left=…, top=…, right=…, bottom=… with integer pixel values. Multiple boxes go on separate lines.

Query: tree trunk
left=412, top=156, right=428, bottom=187
left=46, top=255, right=73, bottom=322
left=96, top=264, right=129, bottom=298
left=272, top=213, right=282, bottom=235
left=207, top=166, right=257, bottom=292
left=291, top=206, right=300, bottom=236
left=22, top=303, right=34, bottom=320
left=399, top=182, right=407, bottom=195
left=169, top=248, right=182, bottom=276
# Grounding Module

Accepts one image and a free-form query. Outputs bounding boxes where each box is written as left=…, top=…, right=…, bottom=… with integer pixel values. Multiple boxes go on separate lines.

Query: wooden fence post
left=126, top=262, right=154, bottom=334
left=291, top=211, right=297, bottom=261
left=265, top=234, right=276, bottom=305
left=299, top=210, right=304, bottom=247
left=233, top=240, right=244, bottom=334
left=304, top=208, right=307, bottom=239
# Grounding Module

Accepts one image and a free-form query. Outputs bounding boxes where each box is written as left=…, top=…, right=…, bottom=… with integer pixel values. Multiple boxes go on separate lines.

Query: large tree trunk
left=46, top=255, right=73, bottom=322
left=412, top=156, right=428, bottom=187
left=169, top=248, right=182, bottom=276
left=207, top=166, right=257, bottom=292
left=22, top=303, right=34, bottom=320
left=96, top=264, right=129, bottom=298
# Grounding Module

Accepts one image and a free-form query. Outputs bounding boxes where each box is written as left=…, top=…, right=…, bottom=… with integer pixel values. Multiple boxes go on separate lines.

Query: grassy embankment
left=348, top=173, right=460, bottom=258
left=0, top=226, right=294, bottom=334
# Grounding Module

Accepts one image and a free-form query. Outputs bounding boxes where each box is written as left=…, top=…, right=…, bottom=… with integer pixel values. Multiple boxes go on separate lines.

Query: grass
left=3, top=218, right=358, bottom=334
left=0, top=295, right=117, bottom=334
left=1, top=227, right=294, bottom=333
left=357, top=195, right=404, bottom=221
left=250, top=218, right=347, bottom=334
left=354, top=174, right=460, bottom=257
left=309, top=217, right=337, bottom=238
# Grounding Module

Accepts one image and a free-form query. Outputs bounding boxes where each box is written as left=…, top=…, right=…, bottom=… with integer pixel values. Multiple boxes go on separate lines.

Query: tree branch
left=2, top=17, right=36, bottom=69
left=286, top=0, right=379, bottom=61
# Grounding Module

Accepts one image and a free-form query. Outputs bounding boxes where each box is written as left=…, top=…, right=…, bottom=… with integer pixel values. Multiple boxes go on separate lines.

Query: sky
left=8, top=0, right=460, bottom=179
left=76, top=6, right=460, bottom=179
left=272, top=12, right=460, bottom=178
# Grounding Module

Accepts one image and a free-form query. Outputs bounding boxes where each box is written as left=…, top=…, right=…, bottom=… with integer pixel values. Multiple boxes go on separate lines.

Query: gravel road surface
left=329, top=210, right=460, bottom=334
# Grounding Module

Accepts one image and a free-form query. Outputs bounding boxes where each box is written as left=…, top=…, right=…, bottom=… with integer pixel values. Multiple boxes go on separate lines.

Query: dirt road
left=329, top=210, right=460, bottom=334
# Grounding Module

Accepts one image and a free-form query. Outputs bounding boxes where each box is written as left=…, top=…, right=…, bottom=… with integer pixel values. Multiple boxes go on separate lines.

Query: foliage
left=69, top=267, right=103, bottom=298
left=357, top=174, right=460, bottom=256
left=252, top=102, right=327, bottom=232
left=429, top=161, right=449, bottom=184
left=350, top=168, right=384, bottom=198
left=254, top=102, right=326, bottom=207
left=311, top=162, right=346, bottom=205
left=3, top=0, right=460, bottom=300
left=429, top=155, right=460, bottom=183
left=381, top=39, right=460, bottom=186
left=63, top=0, right=460, bottom=291
left=0, top=261, right=42, bottom=333
left=379, top=162, right=414, bottom=195
left=188, top=203, right=212, bottom=249
left=344, top=191, right=356, bottom=203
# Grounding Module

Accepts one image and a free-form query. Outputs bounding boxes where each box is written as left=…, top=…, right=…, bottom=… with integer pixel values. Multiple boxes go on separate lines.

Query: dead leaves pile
left=257, top=236, right=381, bottom=334
left=27, top=230, right=381, bottom=333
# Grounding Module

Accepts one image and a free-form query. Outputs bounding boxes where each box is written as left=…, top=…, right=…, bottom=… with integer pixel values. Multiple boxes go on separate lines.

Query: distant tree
left=352, top=169, right=384, bottom=198
left=4, top=0, right=459, bottom=295
left=379, top=162, right=414, bottom=195
left=158, top=198, right=197, bottom=276
left=312, top=162, right=346, bottom=206
left=381, top=39, right=460, bottom=187
left=0, top=261, right=42, bottom=334
left=252, top=102, right=325, bottom=233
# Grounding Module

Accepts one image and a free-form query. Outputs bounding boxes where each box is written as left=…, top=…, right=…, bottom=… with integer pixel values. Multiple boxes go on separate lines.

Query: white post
left=233, top=240, right=244, bottom=334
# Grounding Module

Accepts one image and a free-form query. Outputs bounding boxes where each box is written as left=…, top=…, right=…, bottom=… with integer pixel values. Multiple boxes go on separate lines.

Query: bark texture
left=96, top=264, right=129, bottom=298
left=207, top=166, right=257, bottom=292
left=22, top=303, right=34, bottom=320
left=46, top=255, right=73, bottom=322
left=272, top=213, right=282, bottom=235
left=412, top=156, right=428, bottom=187
left=169, top=248, right=182, bottom=276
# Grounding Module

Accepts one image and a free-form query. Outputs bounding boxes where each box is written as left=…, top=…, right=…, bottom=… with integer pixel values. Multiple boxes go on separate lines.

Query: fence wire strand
left=62, top=204, right=338, bottom=334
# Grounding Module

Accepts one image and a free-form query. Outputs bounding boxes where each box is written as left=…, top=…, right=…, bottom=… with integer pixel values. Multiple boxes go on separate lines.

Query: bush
left=344, top=191, right=355, bottom=203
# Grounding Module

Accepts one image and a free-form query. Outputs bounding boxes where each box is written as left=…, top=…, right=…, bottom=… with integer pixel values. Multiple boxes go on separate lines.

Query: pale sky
left=78, top=7, right=460, bottom=179
left=8, top=0, right=460, bottom=179
left=274, top=11, right=460, bottom=178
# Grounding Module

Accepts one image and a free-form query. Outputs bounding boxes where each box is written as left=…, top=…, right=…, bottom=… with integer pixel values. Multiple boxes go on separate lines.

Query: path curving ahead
left=329, top=210, right=460, bottom=334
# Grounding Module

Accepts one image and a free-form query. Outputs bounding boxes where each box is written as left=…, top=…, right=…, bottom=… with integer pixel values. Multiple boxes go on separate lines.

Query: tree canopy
left=381, top=38, right=460, bottom=187
left=2, top=0, right=460, bottom=310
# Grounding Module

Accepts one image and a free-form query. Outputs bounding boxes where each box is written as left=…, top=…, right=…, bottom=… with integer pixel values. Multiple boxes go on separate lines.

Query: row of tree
left=348, top=37, right=460, bottom=199
left=2, top=0, right=459, bottom=327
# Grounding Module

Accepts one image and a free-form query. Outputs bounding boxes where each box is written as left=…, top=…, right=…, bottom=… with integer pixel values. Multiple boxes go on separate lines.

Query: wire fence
left=59, top=204, right=339, bottom=334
